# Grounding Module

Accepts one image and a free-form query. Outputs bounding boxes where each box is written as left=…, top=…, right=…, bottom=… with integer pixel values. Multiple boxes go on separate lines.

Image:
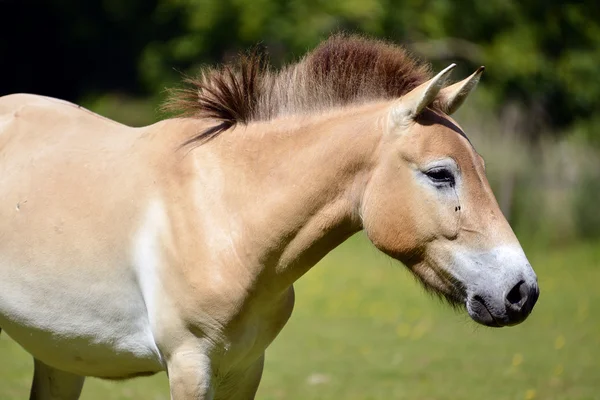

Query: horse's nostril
left=506, top=280, right=527, bottom=310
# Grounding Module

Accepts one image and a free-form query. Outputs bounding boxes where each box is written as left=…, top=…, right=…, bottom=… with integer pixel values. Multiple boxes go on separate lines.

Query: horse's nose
left=505, top=280, right=539, bottom=319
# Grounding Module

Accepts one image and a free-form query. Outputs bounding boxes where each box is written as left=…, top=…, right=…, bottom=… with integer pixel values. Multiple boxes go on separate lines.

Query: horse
left=0, top=34, right=539, bottom=399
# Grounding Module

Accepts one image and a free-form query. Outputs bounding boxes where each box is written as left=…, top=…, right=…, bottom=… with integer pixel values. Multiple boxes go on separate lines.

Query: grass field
left=1, top=234, right=598, bottom=399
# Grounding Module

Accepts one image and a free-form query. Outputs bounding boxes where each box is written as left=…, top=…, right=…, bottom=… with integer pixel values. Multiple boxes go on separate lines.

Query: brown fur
left=164, top=34, right=434, bottom=144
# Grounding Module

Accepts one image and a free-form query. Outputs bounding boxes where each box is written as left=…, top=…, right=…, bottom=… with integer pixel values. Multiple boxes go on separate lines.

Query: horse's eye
left=425, top=168, right=455, bottom=186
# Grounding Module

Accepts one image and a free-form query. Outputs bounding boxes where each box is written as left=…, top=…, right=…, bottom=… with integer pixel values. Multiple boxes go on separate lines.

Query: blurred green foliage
left=1, top=0, right=600, bottom=140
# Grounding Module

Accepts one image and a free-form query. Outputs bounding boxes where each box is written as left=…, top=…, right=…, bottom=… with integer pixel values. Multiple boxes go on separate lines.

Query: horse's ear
left=391, top=64, right=455, bottom=126
left=438, top=66, right=485, bottom=115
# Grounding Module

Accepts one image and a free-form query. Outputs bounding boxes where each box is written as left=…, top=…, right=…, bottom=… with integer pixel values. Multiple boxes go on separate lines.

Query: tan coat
left=0, top=47, right=538, bottom=399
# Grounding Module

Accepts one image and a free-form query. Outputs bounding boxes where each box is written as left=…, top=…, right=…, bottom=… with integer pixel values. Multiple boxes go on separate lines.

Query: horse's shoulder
left=0, top=93, right=126, bottom=130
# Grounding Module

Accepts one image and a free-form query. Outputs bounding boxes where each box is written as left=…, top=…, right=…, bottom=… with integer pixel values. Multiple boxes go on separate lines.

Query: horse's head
left=362, top=65, right=539, bottom=327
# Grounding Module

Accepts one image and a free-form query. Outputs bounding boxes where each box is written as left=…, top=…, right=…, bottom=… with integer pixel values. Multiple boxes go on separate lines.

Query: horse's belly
left=0, top=261, right=164, bottom=378
left=2, top=320, right=163, bottom=378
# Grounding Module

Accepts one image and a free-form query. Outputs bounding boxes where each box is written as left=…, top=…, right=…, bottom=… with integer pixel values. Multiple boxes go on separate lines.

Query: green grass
left=1, top=235, right=599, bottom=399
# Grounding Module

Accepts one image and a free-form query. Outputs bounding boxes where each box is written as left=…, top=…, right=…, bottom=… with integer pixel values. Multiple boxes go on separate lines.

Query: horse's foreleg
left=29, top=359, right=85, bottom=400
left=215, top=355, right=265, bottom=400
left=167, top=349, right=214, bottom=400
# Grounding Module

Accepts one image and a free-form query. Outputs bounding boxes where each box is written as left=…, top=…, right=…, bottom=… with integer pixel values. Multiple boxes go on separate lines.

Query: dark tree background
left=1, top=0, right=599, bottom=142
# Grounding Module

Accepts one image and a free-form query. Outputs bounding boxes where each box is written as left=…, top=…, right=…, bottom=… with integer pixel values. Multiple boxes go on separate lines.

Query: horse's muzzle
left=467, top=280, right=540, bottom=327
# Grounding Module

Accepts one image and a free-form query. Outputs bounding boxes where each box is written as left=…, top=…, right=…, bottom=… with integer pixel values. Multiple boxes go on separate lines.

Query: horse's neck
left=202, top=103, right=387, bottom=289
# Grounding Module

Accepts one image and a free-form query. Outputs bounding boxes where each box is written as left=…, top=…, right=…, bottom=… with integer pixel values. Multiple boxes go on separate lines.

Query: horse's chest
left=216, top=286, right=295, bottom=370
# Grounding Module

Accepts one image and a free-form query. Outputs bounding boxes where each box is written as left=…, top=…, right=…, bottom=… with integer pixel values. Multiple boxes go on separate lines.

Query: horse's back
left=0, top=93, right=136, bottom=170
left=0, top=93, right=126, bottom=131
left=0, top=93, right=143, bottom=225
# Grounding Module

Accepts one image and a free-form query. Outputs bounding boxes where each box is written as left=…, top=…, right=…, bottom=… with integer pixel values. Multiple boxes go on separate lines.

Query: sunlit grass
left=1, top=235, right=598, bottom=399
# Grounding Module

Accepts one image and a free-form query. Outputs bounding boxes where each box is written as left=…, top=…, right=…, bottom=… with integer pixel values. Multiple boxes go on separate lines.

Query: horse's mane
left=165, top=34, right=435, bottom=144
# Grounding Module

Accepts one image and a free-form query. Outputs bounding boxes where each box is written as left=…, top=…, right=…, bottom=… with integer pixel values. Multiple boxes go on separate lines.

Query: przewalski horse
left=0, top=35, right=538, bottom=399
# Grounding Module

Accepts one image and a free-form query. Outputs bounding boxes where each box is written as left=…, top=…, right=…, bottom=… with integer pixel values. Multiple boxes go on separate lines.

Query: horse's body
left=0, top=35, right=538, bottom=399
left=0, top=94, right=298, bottom=397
